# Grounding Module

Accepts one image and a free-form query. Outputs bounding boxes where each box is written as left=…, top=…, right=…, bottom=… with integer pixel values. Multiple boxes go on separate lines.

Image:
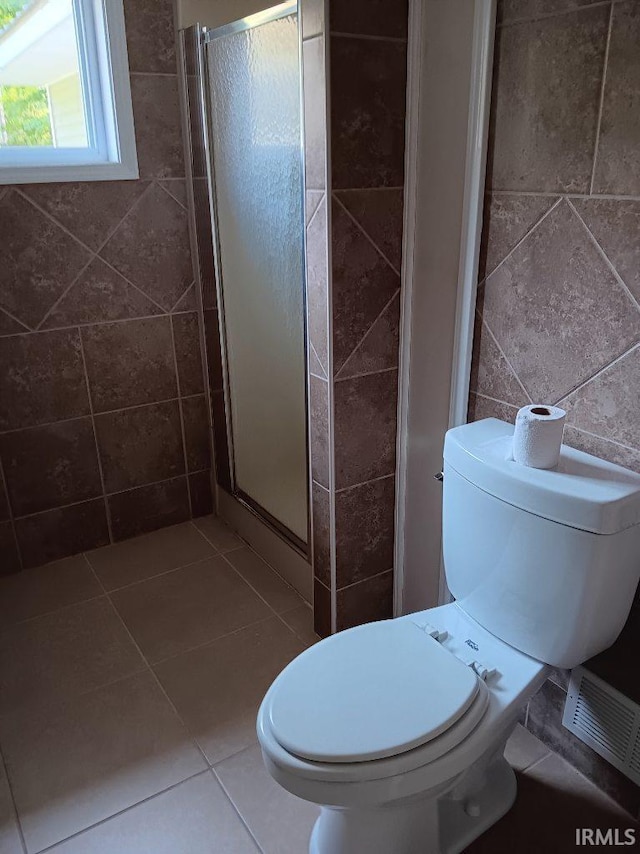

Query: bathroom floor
left=0, top=518, right=635, bottom=853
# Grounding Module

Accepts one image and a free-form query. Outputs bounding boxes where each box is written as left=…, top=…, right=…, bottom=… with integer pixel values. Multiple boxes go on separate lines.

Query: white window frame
left=0, top=0, right=138, bottom=183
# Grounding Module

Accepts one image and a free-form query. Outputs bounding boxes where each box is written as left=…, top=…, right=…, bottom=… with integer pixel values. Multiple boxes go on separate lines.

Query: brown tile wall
left=470, top=0, right=640, bottom=810
left=0, top=0, right=212, bottom=572
left=306, top=0, right=408, bottom=634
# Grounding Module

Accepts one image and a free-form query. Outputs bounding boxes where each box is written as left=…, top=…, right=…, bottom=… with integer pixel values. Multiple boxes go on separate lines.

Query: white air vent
left=563, top=667, right=640, bottom=785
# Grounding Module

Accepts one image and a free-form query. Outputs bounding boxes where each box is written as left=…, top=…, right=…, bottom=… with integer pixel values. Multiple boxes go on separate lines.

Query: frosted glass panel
left=206, top=13, right=307, bottom=543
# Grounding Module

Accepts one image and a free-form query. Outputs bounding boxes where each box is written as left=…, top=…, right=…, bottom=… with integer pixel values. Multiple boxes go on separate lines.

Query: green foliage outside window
left=0, top=85, right=53, bottom=145
left=0, top=0, right=27, bottom=30
left=0, top=2, right=53, bottom=146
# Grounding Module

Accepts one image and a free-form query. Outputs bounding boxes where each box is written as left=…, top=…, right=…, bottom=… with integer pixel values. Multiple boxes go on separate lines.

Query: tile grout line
left=488, top=189, right=640, bottom=203
left=78, top=330, right=114, bottom=544
left=169, top=315, right=193, bottom=518
left=479, top=196, right=562, bottom=287
left=149, top=612, right=278, bottom=669
left=210, top=765, right=266, bottom=854
left=168, top=281, right=196, bottom=313
left=477, top=311, right=534, bottom=405
left=335, top=471, right=395, bottom=495
left=498, top=0, right=612, bottom=28
left=337, top=566, right=393, bottom=593
left=554, top=341, right=639, bottom=407
left=18, top=182, right=170, bottom=323
left=0, top=391, right=209, bottom=437
left=156, top=179, right=188, bottom=211
left=305, top=189, right=324, bottom=232
left=567, top=199, right=640, bottom=313
left=332, top=192, right=402, bottom=276
left=473, top=388, right=640, bottom=458
left=0, top=305, right=31, bottom=334
left=309, top=339, right=328, bottom=379
left=216, top=545, right=299, bottom=623
left=92, top=549, right=240, bottom=598
left=0, top=743, right=28, bottom=854
left=334, top=365, right=398, bottom=384
left=211, top=539, right=309, bottom=645
left=2, top=311, right=178, bottom=340
left=35, top=253, right=99, bottom=331
left=471, top=391, right=520, bottom=410
left=337, top=185, right=404, bottom=193
left=7, top=589, right=108, bottom=629
left=30, top=175, right=160, bottom=328
left=329, top=30, right=407, bottom=44
left=567, top=424, right=640, bottom=456
left=5, top=468, right=211, bottom=524
left=589, top=1, right=613, bottom=196
left=129, top=70, right=179, bottom=78
left=0, top=455, right=24, bottom=571
left=102, top=584, right=213, bottom=772
left=335, top=287, right=400, bottom=380
left=36, top=769, right=214, bottom=854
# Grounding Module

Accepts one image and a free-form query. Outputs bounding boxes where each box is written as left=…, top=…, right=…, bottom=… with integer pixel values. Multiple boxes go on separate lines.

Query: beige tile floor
left=0, top=517, right=636, bottom=853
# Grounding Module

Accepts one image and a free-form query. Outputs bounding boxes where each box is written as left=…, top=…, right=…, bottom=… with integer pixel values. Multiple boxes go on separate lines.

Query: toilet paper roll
left=512, top=404, right=566, bottom=469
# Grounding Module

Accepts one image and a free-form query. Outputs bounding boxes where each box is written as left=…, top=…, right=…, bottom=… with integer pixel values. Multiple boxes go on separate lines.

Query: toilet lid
left=267, top=619, right=480, bottom=763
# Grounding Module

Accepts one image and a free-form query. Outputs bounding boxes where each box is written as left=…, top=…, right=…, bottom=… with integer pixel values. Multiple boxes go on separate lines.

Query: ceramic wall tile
left=0, top=418, right=102, bottom=516
left=330, top=36, right=407, bottom=190
left=592, top=2, right=640, bottom=196
left=488, top=7, right=608, bottom=193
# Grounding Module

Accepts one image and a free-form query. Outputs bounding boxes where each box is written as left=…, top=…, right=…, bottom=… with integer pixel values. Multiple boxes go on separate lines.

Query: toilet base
left=309, top=755, right=517, bottom=854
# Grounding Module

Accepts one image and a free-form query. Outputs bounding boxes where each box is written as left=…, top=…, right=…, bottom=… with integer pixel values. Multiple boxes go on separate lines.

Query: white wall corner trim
left=394, top=0, right=497, bottom=616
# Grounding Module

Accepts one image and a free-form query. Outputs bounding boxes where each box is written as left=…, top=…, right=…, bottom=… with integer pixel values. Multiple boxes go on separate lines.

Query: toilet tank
left=442, top=419, right=640, bottom=669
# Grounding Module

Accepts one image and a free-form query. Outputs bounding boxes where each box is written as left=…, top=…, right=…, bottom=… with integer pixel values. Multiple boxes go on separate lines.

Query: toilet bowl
left=257, top=419, right=640, bottom=853
left=258, top=602, right=548, bottom=854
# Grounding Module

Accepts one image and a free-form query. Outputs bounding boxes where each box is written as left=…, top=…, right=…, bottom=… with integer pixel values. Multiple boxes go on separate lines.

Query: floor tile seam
left=211, top=766, right=266, bottom=853
left=34, top=768, right=212, bottom=854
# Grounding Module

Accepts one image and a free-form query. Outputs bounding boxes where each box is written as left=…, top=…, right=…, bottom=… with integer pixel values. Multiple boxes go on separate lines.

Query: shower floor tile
left=0, top=517, right=635, bottom=852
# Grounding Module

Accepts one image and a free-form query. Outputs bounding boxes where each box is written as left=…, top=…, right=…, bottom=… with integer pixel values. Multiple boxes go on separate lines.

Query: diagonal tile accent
left=305, top=189, right=324, bottom=226
left=488, top=6, right=608, bottom=193
left=0, top=309, right=27, bottom=336
left=0, top=191, right=91, bottom=328
left=130, top=75, right=185, bottom=179
left=309, top=343, right=326, bottom=378
left=0, top=329, right=89, bottom=431
left=336, top=291, right=400, bottom=379
left=479, top=193, right=558, bottom=280
left=171, top=283, right=198, bottom=313
left=159, top=180, right=188, bottom=208
left=99, top=184, right=192, bottom=311
left=563, top=426, right=640, bottom=475
left=482, top=200, right=640, bottom=403
left=468, top=392, right=520, bottom=424
left=334, top=188, right=404, bottom=273
left=19, top=180, right=150, bottom=252
left=560, top=345, right=640, bottom=452
left=331, top=196, right=400, bottom=374
left=306, top=195, right=329, bottom=375
left=470, top=312, right=530, bottom=406
left=41, top=257, right=163, bottom=329
left=591, top=0, right=640, bottom=196
left=571, top=198, right=640, bottom=306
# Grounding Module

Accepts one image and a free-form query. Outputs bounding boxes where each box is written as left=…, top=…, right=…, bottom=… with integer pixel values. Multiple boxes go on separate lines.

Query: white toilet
left=257, top=419, right=640, bottom=854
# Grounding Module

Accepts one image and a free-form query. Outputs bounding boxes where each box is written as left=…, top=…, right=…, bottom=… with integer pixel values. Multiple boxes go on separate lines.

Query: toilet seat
left=266, top=619, right=483, bottom=764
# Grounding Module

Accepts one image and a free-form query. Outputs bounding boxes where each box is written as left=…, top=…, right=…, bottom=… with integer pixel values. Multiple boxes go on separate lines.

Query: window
left=0, top=0, right=137, bottom=183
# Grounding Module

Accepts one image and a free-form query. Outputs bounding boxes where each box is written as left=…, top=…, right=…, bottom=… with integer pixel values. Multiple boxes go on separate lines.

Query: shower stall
left=179, top=4, right=311, bottom=592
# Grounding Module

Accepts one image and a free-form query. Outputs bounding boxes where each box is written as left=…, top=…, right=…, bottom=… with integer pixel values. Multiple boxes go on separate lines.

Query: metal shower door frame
left=197, top=2, right=311, bottom=557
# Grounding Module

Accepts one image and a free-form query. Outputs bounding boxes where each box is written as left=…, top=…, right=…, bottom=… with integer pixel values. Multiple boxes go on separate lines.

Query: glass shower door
left=204, top=5, right=308, bottom=546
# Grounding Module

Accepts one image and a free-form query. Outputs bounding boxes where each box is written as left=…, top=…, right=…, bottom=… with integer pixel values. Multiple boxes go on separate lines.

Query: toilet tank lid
left=444, top=419, right=640, bottom=535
